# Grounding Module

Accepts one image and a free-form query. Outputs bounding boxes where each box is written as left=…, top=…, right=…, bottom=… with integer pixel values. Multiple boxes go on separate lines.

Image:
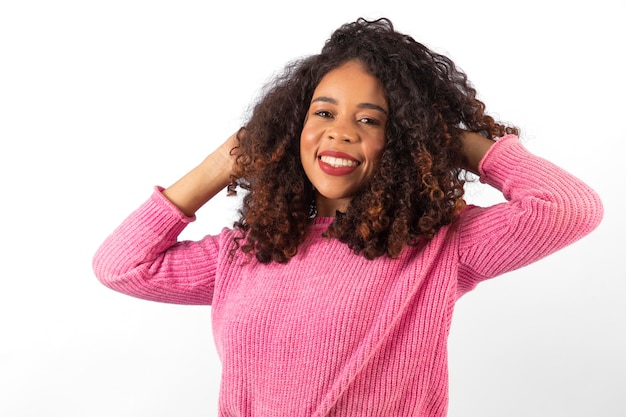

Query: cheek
left=299, top=134, right=313, bottom=170
left=367, top=137, right=386, bottom=162
left=299, top=126, right=318, bottom=156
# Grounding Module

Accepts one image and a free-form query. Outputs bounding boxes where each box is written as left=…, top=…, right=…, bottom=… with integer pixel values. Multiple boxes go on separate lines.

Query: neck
left=314, top=193, right=350, bottom=217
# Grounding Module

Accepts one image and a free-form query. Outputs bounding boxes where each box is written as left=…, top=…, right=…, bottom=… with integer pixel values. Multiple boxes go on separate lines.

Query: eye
left=314, top=110, right=333, bottom=118
left=358, top=117, right=380, bottom=126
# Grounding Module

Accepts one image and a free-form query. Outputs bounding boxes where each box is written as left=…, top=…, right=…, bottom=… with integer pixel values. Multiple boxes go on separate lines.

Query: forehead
left=313, top=61, right=387, bottom=106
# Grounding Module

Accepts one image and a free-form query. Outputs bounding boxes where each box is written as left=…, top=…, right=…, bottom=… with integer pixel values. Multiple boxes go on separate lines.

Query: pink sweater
left=93, top=135, right=603, bottom=416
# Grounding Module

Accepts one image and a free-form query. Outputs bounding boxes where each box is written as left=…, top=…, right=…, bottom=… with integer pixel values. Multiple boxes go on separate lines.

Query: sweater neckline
left=312, top=216, right=334, bottom=228
left=313, top=216, right=334, bottom=224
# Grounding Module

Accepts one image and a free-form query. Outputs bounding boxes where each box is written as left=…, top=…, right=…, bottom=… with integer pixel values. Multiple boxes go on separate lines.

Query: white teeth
left=320, top=155, right=359, bottom=167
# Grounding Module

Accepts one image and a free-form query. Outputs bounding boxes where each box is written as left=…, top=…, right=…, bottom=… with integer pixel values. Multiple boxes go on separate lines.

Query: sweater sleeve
left=456, top=135, right=603, bottom=296
left=92, top=187, right=222, bottom=305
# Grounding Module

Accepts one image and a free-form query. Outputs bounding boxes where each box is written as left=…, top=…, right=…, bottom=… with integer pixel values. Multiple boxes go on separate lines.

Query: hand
left=215, top=130, right=242, bottom=178
left=162, top=130, right=243, bottom=216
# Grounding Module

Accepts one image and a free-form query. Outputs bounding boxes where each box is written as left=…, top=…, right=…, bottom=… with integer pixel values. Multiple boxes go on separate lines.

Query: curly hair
left=229, top=17, right=518, bottom=264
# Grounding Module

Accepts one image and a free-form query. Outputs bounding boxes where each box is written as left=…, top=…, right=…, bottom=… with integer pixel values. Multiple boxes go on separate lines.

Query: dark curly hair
left=229, top=17, right=518, bottom=264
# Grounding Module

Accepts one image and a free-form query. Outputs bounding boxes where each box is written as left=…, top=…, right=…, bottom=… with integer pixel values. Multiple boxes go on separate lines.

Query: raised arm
left=162, top=131, right=239, bottom=216
left=458, top=131, right=495, bottom=175
left=455, top=134, right=603, bottom=296
left=92, top=132, right=241, bottom=304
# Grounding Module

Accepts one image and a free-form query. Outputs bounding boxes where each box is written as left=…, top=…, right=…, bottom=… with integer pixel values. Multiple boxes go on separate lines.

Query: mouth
left=318, top=155, right=360, bottom=168
left=317, top=150, right=361, bottom=176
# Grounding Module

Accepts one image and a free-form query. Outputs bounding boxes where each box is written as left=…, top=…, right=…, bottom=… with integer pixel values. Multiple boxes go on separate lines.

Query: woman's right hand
left=162, top=131, right=242, bottom=217
left=216, top=130, right=242, bottom=175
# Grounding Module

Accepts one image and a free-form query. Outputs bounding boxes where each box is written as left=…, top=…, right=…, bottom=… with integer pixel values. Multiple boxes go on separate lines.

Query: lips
left=318, top=150, right=360, bottom=176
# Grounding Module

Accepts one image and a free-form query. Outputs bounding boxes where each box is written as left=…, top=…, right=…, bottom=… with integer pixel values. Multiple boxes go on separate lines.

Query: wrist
left=459, top=132, right=495, bottom=175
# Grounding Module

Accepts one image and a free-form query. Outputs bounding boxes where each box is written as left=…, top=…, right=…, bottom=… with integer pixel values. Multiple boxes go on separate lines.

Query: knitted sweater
left=93, top=135, right=603, bottom=416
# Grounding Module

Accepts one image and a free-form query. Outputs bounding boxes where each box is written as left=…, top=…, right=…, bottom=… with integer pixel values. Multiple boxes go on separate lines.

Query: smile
left=319, top=155, right=360, bottom=168
left=317, top=155, right=361, bottom=176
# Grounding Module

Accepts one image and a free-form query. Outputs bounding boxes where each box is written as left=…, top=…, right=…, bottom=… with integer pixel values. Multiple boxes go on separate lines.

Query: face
left=300, top=60, right=388, bottom=217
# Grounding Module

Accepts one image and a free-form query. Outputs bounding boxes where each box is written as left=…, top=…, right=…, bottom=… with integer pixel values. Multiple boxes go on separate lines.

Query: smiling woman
left=92, top=17, right=603, bottom=417
left=300, top=60, right=388, bottom=216
left=227, top=18, right=524, bottom=264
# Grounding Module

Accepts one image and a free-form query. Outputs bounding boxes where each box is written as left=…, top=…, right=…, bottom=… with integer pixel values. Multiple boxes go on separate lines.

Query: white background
left=1, top=1, right=624, bottom=416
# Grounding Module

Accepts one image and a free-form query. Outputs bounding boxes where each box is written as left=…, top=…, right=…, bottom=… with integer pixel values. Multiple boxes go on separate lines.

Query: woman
left=93, top=17, right=603, bottom=416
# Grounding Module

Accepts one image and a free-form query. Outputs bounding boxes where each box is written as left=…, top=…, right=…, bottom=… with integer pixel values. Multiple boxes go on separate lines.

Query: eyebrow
left=311, top=96, right=388, bottom=116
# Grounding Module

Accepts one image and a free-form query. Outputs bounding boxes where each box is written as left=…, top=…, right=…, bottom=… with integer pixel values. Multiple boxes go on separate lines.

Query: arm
left=92, top=132, right=240, bottom=304
left=459, top=130, right=495, bottom=175
left=162, top=131, right=239, bottom=216
left=456, top=135, right=603, bottom=296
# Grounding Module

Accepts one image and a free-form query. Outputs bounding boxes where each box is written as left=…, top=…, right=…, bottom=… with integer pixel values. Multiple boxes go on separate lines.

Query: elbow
left=92, top=252, right=113, bottom=289
left=553, top=184, right=604, bottom=241
left=91, top=244, right=125, bottom=291
left=574, top=185, right=604, bottom=236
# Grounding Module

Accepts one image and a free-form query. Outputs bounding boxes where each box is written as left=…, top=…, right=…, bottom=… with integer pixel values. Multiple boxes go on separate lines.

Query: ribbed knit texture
left=93, top=135, right=603, bottom=416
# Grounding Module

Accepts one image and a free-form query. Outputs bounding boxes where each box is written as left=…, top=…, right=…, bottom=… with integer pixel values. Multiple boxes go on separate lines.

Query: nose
left=327, top=117, right=357, bottom=143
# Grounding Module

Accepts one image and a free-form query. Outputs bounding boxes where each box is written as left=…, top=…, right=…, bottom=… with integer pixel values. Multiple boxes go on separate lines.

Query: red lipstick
left=317, top=150, right=360, bottom=176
